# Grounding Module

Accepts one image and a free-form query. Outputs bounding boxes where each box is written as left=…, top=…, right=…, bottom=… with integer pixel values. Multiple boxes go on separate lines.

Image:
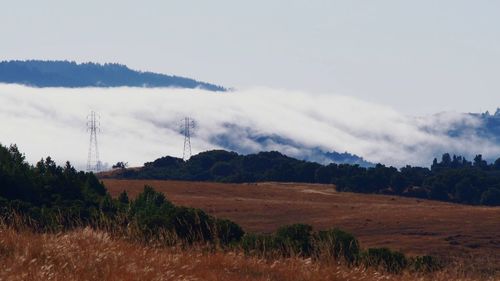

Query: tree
left=112, top=161, right=128, bottom=169
left=473, top=155, right=487, bottom=169
left=480, top=188, right=500, bottom=206
left=210, top=162, right=235, bottom=178
left=428, top=181, right=449, bottom=201
left=390, top=173, right=408, bottom=194
left=441, top=153, right=452, bottom=168
left=431, top=158, right=439, bottom=171
left=454, top=179, right=474, bottom=204
left=315, top=166, right=333, bottom=184
left=118, top=191, right=129, bottom=204
left=493, top=158, right=500, bottom=170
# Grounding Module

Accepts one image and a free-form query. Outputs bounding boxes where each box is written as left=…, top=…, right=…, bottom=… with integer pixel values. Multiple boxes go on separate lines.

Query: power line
left=87, top=110, right=101, bottom=172
left=181, top=117, right=195, bottom=161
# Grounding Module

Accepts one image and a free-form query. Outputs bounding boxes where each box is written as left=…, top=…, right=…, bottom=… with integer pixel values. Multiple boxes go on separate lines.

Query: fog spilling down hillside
left=0, top=84, right=499, bottom=169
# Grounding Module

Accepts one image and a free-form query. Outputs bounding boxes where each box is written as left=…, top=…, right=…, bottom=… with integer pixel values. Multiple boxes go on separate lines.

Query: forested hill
left=108, top=150, right=500, bottom=206
left=0, top=60, right=225, bottom=91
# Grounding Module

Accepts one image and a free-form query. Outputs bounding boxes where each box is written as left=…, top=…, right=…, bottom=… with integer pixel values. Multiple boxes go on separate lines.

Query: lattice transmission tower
left=181, top=117, right=195, bottom=161
left=86, top=111, right=101, bottom=172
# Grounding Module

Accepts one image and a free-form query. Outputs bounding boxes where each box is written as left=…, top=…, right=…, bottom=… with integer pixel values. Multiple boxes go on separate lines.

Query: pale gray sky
left=1, top=0, right=499, bottom=115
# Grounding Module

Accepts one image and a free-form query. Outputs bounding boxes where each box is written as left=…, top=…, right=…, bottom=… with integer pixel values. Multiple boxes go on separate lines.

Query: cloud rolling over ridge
left=0, top=84, right=498, bottom=169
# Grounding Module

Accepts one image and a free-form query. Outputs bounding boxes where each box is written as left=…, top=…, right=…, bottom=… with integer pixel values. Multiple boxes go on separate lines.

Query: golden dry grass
left=0, top=226, right=495, bottom=281
left=103, top=179, right=500, bottom=276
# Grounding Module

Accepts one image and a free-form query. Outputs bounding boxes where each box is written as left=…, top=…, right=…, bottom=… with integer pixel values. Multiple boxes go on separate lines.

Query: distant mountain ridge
left=437, top=109, right=500, bottom=145
left=472, top=109, right=500, bottom=142
left=0, top=60, right=226, bottom=91
left=208, top=123, right=375, bottom=167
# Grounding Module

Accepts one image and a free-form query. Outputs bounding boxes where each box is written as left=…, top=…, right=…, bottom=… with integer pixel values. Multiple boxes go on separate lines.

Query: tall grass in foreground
left=0, top=222, right=497, bottom=281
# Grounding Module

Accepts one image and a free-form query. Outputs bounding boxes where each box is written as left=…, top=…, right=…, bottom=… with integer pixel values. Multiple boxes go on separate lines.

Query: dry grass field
left=104, top=179, right=500, bottom=274
left=0, top=226, right=494, bottom=281
left=2, top=179, right=499, bottom=280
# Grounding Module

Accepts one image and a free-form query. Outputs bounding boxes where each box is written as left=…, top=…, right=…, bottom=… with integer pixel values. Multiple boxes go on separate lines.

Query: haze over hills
left=468, top=110, right=500, bottom=141
left=0, top=60, right=226, bottom=91
left=205, top=110, right=500, bottom=167
left=0, top=64, right=499, bottom=168
left=0, top=57, right=370, bottom=167
left=209, top=127, right=375, bottom=167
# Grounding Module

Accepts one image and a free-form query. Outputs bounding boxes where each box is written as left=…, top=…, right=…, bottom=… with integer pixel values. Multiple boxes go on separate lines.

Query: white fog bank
left=0, top=84, right=498, bottom=170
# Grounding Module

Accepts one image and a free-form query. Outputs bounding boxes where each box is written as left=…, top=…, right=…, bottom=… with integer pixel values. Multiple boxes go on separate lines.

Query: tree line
left=113, top=150, right=500, bottom=206
left=0, top=60, right=225, bottom=91
left=0, top=144, right=240, bottom=241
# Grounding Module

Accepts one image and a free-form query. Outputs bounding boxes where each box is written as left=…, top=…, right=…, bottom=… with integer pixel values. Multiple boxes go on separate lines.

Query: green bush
left=409, top=255, right=441, bottom=272
left=314, top=228, right=360, bottom=264
left=215, top=218, right=245, bottom=245
left=117, top=191, right=129, bottom=204
left=362, top=247, right=408, bottom=273
left=128, top=186, right=176, bottom=236
left=275, top=224, right=313, bottom=256
left=240, top=233, right=279, bottom=256
left=170, top=207, right=214, bottom=243
left=239, top=224, right=314, bottom=257
left=125, top=186, right=243, bottom=245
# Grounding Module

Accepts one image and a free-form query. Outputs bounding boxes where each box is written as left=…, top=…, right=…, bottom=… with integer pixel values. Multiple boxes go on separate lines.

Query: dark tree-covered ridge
left=111, top=150, right=500, bottom=206
left=0, top=60, right=226, bottom=91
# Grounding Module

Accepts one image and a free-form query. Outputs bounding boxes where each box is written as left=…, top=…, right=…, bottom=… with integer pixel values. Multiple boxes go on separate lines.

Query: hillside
left=1, top=143, right=475, bottom=280
left=104, top=179, right=500, bottom=271
left=105, top=150, right=500, bottom=206
left=1, top=144, right=498, bottom=279
left=0, top=60, right=225, bottom=91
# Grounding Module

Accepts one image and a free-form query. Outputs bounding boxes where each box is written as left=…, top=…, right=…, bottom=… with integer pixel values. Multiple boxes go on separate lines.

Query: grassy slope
left=103, top=179, right=500, bottom=274
left=0, top=226, right=490, bottom=281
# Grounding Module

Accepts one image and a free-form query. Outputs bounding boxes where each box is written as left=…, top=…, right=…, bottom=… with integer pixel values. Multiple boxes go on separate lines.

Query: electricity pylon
left=181, top=117, right=195, bottom=161
left=86, top=111, right=101, bottom=172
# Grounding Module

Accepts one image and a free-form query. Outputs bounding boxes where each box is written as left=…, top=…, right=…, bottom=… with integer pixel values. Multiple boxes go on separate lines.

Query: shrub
left=170, top=207, right=214, bottom=243
left=115, top=191, right=130, bottom=214
left=125, top=186, right=244, bottom=245
left=409, top=255, right=441, bottom=272
left=129, top=203, right=175, bottom=237
left=362, top=247, right=408, bottom=273
left=275, top=224, right=313, bottom=257
left=99, top=194, right=117, bottom=217
left=314, top=228, right=360, bottom=264
left=128, top=186, right=176, bottom=237
left=240, top=233, right=279, bottom=256
left=215, top=218, right=245, bottom=246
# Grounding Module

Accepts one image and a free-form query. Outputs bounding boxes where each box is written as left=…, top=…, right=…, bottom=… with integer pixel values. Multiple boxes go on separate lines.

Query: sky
left=1, top=0, right=499, bottom=115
